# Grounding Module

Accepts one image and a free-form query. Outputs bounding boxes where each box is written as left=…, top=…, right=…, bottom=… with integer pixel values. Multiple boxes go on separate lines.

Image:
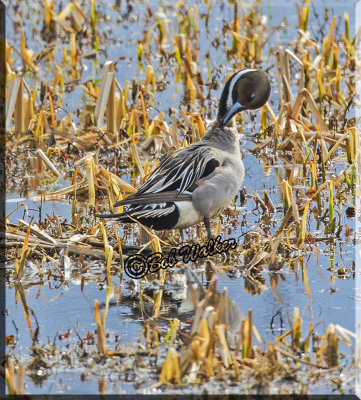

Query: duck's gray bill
left=222, top=102, right=245, bottom=125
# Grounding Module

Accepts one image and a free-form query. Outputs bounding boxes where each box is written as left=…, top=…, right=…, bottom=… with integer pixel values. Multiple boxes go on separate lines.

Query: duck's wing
left=137, top=144, right=220, bottom=195
left=114, top=145, right=221, bottom=207
left=114, top=190, right=192, bottom=206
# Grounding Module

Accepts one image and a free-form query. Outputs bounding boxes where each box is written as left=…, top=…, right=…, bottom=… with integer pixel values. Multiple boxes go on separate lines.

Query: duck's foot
left=204, top=218, right=213, bottom=239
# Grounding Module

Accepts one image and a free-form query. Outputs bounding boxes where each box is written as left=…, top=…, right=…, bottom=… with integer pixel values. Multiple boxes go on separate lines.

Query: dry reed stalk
left=100, top=222, right=113, bottom=274
left=22, top=78, right=32, bottom=131
left=130, top=143, right=145, bottom=179
left=274, top=345, right=328, bottom=369
left=70, top=32, right=77, bottom=70
left=18, top=219, right=57, bottom=244
left=15, top=362, right=25, bottom=395
left=44, top=0, right=55, bottom=27
left=300, top=258, right=312, bottom=300
left=215, top=324, right=233, bottom=367
left=323, top=131, right=350, bottom=163
left=6, top=75, right=32, bottom=135
left=145, top=64, right=156, bottom=89
left=57, top=2, right=74, bottom=21
left=263, top=101, right=277, bottom=123
left=242, top=317, right=250, bottom=358
left=5, top=358, right=15, bottom=395
left=163, top=119, right=174, bottom=145
left=196, top=318, right=210, bottom=359
left=98, top=379, right=106, bottom=394
left=179, top=109, right=196, bottom=141
left=327, top=180, right=336, bottom=233
left=16, top=282, right=34, bottom=339
left=71, top=167, right=79, bottom=223
left=98, top=168, right=137, bottom=194
left=152, top=290, right=164, bottom=318
left=35, top=149, right=60, bottom=176
left=247, top=310, right=253, bottom=357
left=10, top=44, right=38, bottom=73
left=273, top=206, right=294, bottom=239
left=94, top=300, right=106, bottom=354
left=106, top=73, right=116, bottom=135
left=297, top=200, right=310, bottom=247
left=301, top=130, right=348, bottom=146
left=84, top=157, right=96, bottom=207
left=94, top=61, right=116, bottom=132
left=274, top=50, right=284, bottom=107
left=47, top=91, right=56, bottom=128
left=139, top=91, right=149, bottom=136
left=103, top=175, right=119, bottom=210
left=15, top=223, right=31, bottom=280
left=33, top=181, right=89, bottom=201
left=291, top=308, right=302, bottom=349
left=6, top=75, right=21, bottom=131
left=291, top=89, right=329, bottom=131
left=281, top=180, right=291, bottom=213
left=70, top=5, right=87, bottom=32
left=182, top=57, right=206, bottom=100
left=316, top=324, right=338, bottom=363
left=262, top=189, right=275, bottom=213
left=280, top=51, right=293, bottom=103
left=56, top=13, right=76, bottom=35
left=159, top=347, right=181, bottom=383
left=252, top=324, right=262, bottom=345
left=20, top=32, right=36, bottom=70
left=285, top=49, right=304, bottom=92
left=253, top=191, right=268, bottom=213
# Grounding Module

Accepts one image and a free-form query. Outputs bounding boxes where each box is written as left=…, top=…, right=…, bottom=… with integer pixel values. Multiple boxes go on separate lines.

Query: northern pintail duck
left=96, top=69, right=271, bottom=237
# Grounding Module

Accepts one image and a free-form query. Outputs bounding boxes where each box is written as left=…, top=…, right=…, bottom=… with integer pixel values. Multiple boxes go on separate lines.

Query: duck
left=95, top=69, right=271, bottom=238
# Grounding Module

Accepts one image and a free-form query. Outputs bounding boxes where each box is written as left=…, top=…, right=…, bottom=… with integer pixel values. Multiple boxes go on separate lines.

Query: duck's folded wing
left=114, top=191, right=192, bottom=206
left=135, top=145, right=221, bottom=196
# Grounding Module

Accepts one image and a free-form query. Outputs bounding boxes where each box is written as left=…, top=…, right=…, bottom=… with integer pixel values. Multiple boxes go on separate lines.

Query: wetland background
left=4, top=0, right=360, bottom=395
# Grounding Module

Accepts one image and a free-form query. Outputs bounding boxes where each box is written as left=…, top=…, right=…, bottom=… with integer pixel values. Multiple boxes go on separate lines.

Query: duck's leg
left=179, top=229, right=185, bottom=243
left=204, top=217, right=213, bottom=239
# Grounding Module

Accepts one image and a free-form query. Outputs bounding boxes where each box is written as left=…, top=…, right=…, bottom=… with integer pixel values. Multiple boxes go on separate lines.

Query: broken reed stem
left=15, top=78, right=25, bottom=134
left=35, top=149, right=60, bottom=176
left=94, top=299, right=106, bottom=354
left=130, top=142, right=145, bottom=179
left=5, top=358, right=16, bottom=395
left=292, top=307, right=302, bottom=349
left=16, top=222, right=31, bottom=280
left=106, top=72, right=116, bottom=135
left=297, top=200, right=310, bottom=247
left=291, top=88, right=328, bottom=131
left=159, top=347, right=181, bottom=384
left=84, top=157, right=95, bottom=207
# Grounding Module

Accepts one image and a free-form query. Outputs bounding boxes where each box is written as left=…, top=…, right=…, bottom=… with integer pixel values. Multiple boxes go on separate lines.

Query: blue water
left=5, top=0, right=358, bottom=394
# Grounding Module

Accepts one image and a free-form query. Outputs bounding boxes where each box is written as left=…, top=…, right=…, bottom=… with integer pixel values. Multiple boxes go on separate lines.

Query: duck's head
left=217, top=69, right=271, bottom=126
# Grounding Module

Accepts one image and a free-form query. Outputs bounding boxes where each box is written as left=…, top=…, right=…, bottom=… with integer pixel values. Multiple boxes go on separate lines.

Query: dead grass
left=4, top=0, right=358, bottom=394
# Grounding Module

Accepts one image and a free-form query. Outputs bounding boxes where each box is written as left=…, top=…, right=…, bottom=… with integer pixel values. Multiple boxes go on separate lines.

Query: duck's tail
left=94, top=212, right=132, bottom=223
left=94, top=202, right=181, bottom=230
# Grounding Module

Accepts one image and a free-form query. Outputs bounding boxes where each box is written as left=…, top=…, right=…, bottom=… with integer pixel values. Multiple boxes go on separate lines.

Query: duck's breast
left=192, top=157, right=244, bottom=218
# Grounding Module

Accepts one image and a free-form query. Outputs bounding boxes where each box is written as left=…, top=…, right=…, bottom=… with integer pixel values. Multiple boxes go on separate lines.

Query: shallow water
left=5, top=0, right=358, bottom=394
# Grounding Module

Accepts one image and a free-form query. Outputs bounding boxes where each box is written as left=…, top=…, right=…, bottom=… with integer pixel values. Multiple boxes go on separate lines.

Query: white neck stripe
left=226, top=69, right=258, bottom=109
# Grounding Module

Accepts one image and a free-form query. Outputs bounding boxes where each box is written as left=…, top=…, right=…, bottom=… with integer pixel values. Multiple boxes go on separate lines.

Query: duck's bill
left=222, top=102, right=245, bottom=125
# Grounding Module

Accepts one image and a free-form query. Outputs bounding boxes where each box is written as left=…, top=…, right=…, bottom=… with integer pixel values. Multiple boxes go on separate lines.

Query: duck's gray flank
left=95, top=69, right=271, bottom=237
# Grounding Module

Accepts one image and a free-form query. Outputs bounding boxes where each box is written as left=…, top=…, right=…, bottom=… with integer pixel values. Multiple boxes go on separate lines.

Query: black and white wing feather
left=115, top=144, right=220, bottom=206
